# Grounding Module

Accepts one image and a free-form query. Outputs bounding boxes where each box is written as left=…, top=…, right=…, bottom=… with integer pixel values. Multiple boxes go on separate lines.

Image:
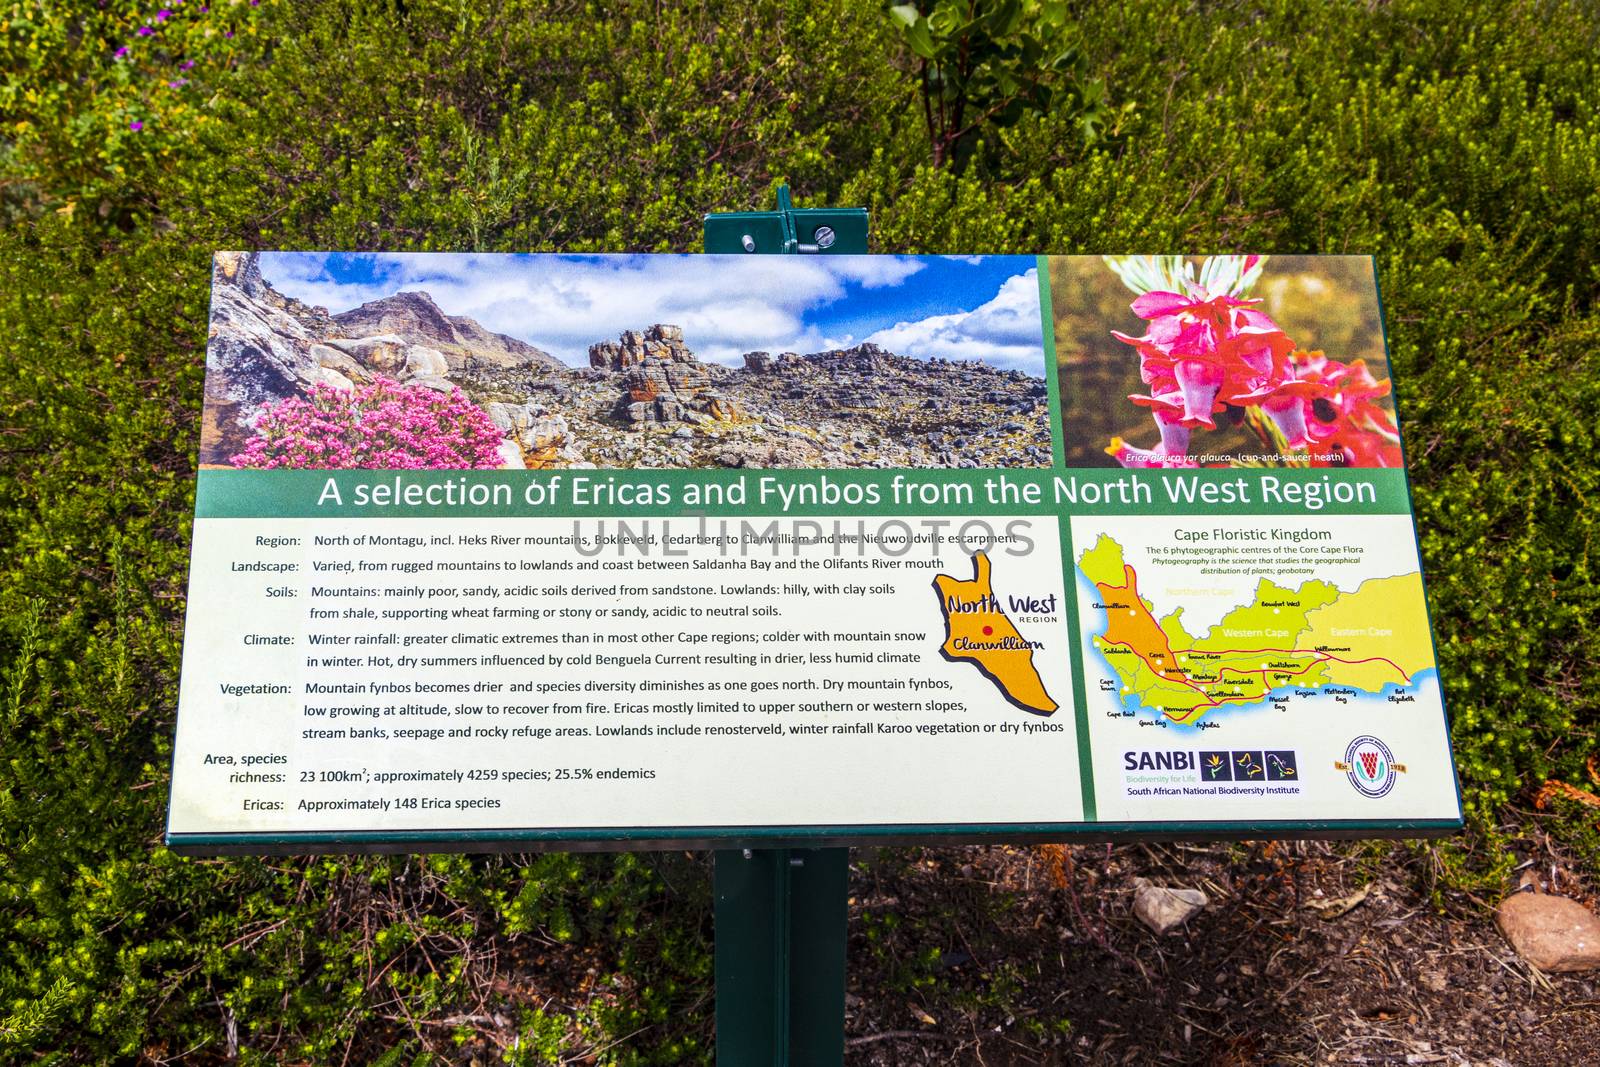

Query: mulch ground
left=844, top=823, right=1600, bottom=1065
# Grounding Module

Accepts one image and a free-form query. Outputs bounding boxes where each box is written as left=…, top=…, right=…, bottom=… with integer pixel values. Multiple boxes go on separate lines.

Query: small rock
left=484, top=401, right=530, bottom=433
left=1496, top=891, right=1600, bottom=972
left=1307, top=884, right=1370, bottom=920
left=672, top=427, right=694, bottom=438
left=1132, top=878, right=1208, bottom=935
left=323, top=333, right=409, bottom=374
left=403, top=344, right=450, bottom=379
left=309, top=343, right=364, bottom=379
left=493, top=441, right=525, bottom=470
left=308, top=366, right=355, bottom=392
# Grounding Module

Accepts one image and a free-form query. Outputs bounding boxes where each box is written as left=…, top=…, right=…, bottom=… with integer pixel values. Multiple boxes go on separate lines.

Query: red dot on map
left=982, top=625, right=994, bottom=635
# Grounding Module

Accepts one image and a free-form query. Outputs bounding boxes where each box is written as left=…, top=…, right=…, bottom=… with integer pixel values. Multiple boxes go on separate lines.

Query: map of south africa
left=1078, top=534, right=1434, bottom=723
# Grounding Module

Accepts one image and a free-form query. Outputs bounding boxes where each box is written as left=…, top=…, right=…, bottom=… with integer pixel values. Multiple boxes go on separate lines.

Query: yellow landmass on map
left=1296, top=573, right=1434, bottom=688
left=932, top=551, right=1058, bottom=716
left=1077, top=534, right=1433, bottom=724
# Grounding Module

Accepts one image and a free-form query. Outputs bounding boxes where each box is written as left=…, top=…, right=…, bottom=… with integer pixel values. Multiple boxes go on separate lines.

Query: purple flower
left=129, top=120, right=144, bottom=131
left=224, top=30, right=233, bottom=37
left=167, top=78, right=189, bottom=88
left=137, top=25, right=153, bottom=35
left=115, top=46, right=129, bottom=58
left=180, top=60, right=195, bottom=70
left=156, top=9, right=171, bottom=21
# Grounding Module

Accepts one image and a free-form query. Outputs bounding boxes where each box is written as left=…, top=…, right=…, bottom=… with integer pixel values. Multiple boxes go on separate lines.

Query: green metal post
left=713, top=848, right=849, bottom=1065
left=703, top=186, right=865, bottom=1064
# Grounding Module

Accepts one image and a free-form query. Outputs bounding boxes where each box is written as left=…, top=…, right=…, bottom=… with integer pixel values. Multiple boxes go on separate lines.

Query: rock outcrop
left=453, top=324, right=1051, bottom=469
left=483, top=402, right=583, bottom=469
left=741, top=351, right=810, bottom=374
left=586, top=326, right=743, bottom=425
left=588, top=324, right=693, bottom=371
left=203, top=252, right=347, bottom=463
left=333, top=291, right=558, bottom=371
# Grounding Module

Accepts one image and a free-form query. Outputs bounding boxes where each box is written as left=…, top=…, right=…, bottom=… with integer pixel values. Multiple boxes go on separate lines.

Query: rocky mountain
left=201, top=256, right=1053, bottom=471
left=332, top=291, right=558, bottom=371
left=458, top=327, right=1052, bottom=470
left=202, top=253, right=493, bottom=464
left=204, top=252, right=349, bottom=464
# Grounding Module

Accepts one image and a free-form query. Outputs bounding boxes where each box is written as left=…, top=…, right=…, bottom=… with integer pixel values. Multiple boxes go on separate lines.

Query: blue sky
left=258, top=253, right=1046, bottom=374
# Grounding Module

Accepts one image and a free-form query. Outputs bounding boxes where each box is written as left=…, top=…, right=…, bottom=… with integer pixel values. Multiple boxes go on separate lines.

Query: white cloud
left=257, top=254, right=1046, bottom=374
left=862, top=269, right=1045, bottom=374
left=260, top=253, right=929, bottom=366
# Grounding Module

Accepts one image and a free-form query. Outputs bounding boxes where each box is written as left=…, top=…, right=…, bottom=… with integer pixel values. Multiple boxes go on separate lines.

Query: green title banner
left=196, top=467, right=1413, bottom=520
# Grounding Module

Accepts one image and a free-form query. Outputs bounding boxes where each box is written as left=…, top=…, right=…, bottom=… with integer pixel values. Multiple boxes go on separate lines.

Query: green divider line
left=1037, top=256, right=1065, bottom=471
left=1056, top=506, right=1096, bottom=820
left=165, top=816, right=1464, bottom=853
left=1039, top=256, right=1097, bottom=820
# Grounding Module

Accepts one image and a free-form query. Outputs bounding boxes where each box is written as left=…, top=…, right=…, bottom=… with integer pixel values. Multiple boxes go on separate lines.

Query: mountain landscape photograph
left=200, top=252, right=1054, bottom=471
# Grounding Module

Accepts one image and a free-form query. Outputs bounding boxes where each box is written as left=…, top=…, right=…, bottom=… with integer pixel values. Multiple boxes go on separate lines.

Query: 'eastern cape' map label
left=932, top=551, right=1058, bottom=716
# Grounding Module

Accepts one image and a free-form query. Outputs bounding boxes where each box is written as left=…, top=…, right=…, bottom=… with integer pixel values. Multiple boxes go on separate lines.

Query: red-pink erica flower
left=1288, top=352, right=1403, bottom=467
left=1114, top=286, right=1296, bottom=430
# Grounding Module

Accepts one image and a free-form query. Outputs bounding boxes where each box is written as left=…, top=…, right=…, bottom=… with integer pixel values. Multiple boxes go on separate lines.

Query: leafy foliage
left=886, top=0, right=1114, bottom=170
left=2, top=0, right=1598, bottom=1060
left=0, top=0, right=276, bottom=227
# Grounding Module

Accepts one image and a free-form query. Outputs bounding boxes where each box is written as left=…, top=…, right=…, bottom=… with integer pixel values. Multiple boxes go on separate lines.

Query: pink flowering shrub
left=1102, top=256, right=1402, bottom=469
left=230, top=378, right=506, bottom=469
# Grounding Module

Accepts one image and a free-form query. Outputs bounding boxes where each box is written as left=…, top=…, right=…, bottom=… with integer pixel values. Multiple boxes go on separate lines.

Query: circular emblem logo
left=1343, top=735, right=1397, bottom=798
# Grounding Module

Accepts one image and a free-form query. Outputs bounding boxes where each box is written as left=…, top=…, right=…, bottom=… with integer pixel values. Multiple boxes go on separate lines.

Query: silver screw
left=812, top=226, right=836, bottom=249
left=741, top=234, right=756, bottom=252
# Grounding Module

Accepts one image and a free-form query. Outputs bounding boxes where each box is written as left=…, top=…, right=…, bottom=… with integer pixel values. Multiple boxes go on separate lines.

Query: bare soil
left=844, top=826, right=1600, bottom=1066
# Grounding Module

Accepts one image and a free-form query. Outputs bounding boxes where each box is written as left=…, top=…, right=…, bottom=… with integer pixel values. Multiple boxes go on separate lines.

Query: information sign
left=167, top=252, right=1461, bottom=852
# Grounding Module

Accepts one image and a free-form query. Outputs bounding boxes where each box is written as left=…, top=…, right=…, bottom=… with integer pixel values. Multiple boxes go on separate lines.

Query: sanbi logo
left=1123, top=751, right=1195, bottom=772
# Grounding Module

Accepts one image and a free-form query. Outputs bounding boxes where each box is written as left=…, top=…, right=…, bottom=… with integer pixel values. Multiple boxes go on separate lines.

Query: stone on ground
left=1495, top=891, right=1600, bottom=972
left=1132, top=878, right=1208, bottom=935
